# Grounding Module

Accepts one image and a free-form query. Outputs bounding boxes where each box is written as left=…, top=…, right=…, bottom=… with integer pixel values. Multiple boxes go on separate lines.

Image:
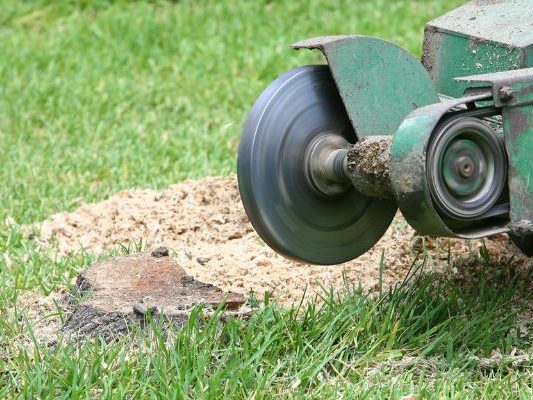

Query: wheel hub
left=305, top=134, right=351, bottom=197
left=427, top=117, right=507, bottom=221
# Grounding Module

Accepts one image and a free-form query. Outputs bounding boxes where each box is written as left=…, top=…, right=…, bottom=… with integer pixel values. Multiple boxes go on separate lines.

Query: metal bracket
left=292, top=35, right=439, bottom=139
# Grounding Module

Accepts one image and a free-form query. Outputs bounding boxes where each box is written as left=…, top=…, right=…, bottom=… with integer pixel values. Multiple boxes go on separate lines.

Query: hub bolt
left=459, top=159, right=474, bottom=178
left=498, top=86, right=514, bottom=102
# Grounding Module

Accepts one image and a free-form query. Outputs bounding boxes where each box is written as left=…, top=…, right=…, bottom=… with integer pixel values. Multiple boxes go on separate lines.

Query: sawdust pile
left=36, top=175, right=528, bottom=307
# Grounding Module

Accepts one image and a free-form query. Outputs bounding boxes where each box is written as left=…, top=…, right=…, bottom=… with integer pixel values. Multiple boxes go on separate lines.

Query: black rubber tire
left=509, top=234, right=533, bottom=257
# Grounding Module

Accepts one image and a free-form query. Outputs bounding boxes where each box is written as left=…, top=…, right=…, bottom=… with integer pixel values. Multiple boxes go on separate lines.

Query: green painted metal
left=292, top=36, right=439, bottom=138
left=503, top=105, right=533, bottom=233
left=390, top=105, right=452, bottom=237
left=390, top=92, right=509, bottom=239
left=423, top=0, right=533, bottom=98
left=457, top=68, right=533, bottom=234
left=455, top=68, right=533, bottom=108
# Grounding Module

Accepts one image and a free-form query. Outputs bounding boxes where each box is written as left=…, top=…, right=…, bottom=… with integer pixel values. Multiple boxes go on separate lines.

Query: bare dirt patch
left=35, top=175, right=530, bottom=307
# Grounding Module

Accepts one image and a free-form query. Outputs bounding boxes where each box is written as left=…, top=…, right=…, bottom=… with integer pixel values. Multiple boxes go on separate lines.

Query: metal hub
left=305, top=134, right=351, bottom=197
left=237, top=65, right=397, bottom=265
left=427, top=117, right=507, bottom=221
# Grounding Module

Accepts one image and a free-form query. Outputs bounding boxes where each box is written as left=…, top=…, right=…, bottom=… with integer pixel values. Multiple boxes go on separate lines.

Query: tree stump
left=62, top=248, right=246, bottom=338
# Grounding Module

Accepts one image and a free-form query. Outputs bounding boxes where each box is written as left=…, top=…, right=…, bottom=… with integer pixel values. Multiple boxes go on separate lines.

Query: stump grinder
left=238, top=0, right=533, bottom=265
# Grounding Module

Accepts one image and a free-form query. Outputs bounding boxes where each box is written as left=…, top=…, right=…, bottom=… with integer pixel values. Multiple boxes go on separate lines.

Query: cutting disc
left=237, top=65, right=397, bottom=265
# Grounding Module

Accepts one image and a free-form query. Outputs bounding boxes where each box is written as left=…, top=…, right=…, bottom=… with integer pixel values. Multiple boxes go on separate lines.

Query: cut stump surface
left=63, top=249, right=246, bottom=337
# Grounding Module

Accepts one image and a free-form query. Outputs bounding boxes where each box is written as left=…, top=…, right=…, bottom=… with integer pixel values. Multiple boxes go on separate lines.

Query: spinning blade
left=237, top=65, right=396, bottom=265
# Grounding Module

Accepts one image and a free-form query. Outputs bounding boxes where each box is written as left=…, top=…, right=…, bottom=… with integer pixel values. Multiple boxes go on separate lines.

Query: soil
left=347, top=135, right=393, bottom=198
left=34, top=174, right=529, bottom=307
left=14, top=290, right=66, bottom=346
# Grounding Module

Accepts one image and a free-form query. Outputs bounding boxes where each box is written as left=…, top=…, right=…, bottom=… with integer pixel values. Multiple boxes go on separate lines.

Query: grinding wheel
left=237, top=65, right=397, bottom=265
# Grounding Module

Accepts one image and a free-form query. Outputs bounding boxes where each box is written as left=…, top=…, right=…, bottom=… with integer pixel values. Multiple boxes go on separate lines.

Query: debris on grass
left=14, top=291, right=66, bottom=346
left=34, top=175, right=532, bottom=307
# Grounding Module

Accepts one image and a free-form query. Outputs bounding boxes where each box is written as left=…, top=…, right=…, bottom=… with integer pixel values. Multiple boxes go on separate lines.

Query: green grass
left=3, top=257, right=533, bottom=399
left=4, top=0, right=533, bottom=398
left=0, top=0, right=463, bottom=224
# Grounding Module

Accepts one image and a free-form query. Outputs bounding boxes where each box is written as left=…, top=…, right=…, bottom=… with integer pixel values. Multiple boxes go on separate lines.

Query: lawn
left=3, top=0, right=533, bottom=398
